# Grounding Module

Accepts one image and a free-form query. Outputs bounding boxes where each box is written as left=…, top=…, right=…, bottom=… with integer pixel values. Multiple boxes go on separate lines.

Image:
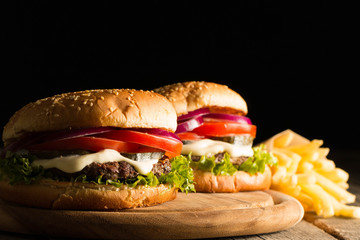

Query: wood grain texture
left=224, top=220, right=337, bottom=240
left=0, top=190, right=303, bottom=240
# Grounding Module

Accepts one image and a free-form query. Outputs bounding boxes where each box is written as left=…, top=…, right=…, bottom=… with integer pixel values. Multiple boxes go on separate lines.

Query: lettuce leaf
left=190, top=153, right=237, bottom=176
left=237, top=145, right=278, bottom=175
left=0, top=153, right=195, bottom=193
left=0, top=153, right=44, bottom=184
left=189, top=145, right=277, bottom=176
left=159, top=155, right=195, bottom=193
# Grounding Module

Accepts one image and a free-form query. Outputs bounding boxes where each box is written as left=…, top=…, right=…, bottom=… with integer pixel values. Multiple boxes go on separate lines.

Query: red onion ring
left=131, top=128, right=181, bottom=142
left=37, top=127, right=115, bottom=142
left=203, top=113, right=252, bottom=124
left=175, top=116, right=204, bottom=134
left=177, top=108, right=210, bottom=122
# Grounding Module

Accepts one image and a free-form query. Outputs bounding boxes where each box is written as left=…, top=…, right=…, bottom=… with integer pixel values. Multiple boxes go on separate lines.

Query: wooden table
left=0, top=152, right=359, bottom=240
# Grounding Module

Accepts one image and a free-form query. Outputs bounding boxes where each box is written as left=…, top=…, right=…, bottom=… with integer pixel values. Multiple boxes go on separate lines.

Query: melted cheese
left=31, top=149, right=158, bottom=175
left=181, top=139, right=253, bottom=157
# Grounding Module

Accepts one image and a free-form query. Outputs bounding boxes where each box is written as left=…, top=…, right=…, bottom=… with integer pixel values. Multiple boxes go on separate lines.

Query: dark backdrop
left=1, top=2, right=358, bottom=168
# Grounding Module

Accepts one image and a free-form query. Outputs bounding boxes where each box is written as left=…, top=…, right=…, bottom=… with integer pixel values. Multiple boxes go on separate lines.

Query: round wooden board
left=0, top=190, right=304, bottom=239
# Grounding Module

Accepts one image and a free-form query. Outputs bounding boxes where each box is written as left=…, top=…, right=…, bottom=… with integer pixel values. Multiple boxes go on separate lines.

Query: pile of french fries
left=265, top=130, right=360, bottom=218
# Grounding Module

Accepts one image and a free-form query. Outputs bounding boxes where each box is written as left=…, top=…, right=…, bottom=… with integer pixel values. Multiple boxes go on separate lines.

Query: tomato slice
left=190, top=122, right=256, bottom=138
left=27, top=130, right=183, bottom=158
left=177, top=132, right=204, bottom=141
left=98, top=130, right=182, bottom=158
left=27, top=136, right=141, bottom=153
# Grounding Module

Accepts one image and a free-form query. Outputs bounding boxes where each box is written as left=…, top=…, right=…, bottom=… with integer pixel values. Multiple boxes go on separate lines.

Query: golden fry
left=297, top=173, right=316, bottom=185
left=316, top=147, right=330, bottom=159
left=273, top=148, right=301, bottom=174
left=266, top=130, right=357, bottom=218
left=336, top=182, right=349, bottom=189
left=311, top=171, right=355, bottom=204
left=328, top=193, right=360, bottom=218
left=317, top=168, right=349, bottom=183
left=313, top=159, right=336, bottom=172
left=272, top=149, right=292, bottom=168
left=296, top=192, right=314, bottom=212
left=297, top=161, right=314, bottom=173
left=300, top=183, right=334, bottom=218
left=273, top=131, right=294, bottom=148
left=271, top=166, right=287, bottom=185
left=285, top=139, right=323, bottom=155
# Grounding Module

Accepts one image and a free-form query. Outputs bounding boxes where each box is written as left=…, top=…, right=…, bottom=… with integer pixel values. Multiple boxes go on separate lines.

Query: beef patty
left=45, top=155, right=172, bottom=181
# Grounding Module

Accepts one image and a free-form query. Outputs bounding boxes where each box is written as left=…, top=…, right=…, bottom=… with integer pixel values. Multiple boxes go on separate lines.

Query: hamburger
left=154, top=81, right=277, bottom=193
left=0, top=89, right=194, bottom=210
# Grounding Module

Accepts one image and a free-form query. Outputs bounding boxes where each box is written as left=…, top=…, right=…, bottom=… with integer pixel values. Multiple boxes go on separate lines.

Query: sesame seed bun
left=154, top=81, right=248, bottom=116
left=2, top=89, right=177, bottom=145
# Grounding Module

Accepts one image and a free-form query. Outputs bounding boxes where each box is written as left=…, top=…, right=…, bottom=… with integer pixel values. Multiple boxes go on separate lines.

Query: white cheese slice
left=181, top=139, right=253, bottom=157
left=31, top=149, right=158, bottom=175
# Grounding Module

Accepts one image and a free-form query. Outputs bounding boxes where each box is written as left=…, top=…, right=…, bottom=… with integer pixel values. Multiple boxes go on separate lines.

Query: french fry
left=301, top=151, right=319, bottom=162
left=313, top=159, right=336, bottom=172
left=336, top=182, right=349, bottom=190
left=317, top=168, right=349, bottom=183
left=272, top=149, right=292, bottom=168
left=265, top=129, right=359, bottom=218
left=338, top=205, right=360, bottom=218
left=272, top=184, right=301, bottom=198
left=285, top=139, right=323, bottom=155
left=271, top=166, right=287, bottom=185
left=316, top=147, right=330, bottom=159
left=311, top=170, right=355, bottom=204
left=297, top=173, right=316, bottom=185
left=300, top=183, right=334, bottom=218
left=273, top=131, right=294, bottom=148
left=273, top=148, right=301, bottom=174
left=297, top=161, right=313, bottom=173
left=296, top=192, right=314, bottom=212
left=328, top=193, right=360, bottom=218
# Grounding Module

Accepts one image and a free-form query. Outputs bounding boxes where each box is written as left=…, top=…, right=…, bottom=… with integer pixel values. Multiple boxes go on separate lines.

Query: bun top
left=154, top=81, right=248, bottom=116
left=3, top=89, right=177, bottom=145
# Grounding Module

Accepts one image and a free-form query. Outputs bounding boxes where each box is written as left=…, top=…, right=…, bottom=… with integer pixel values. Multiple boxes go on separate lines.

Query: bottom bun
left=193, top=165, right=272, bottom=193
left=0, top=180, right=177, bottom=210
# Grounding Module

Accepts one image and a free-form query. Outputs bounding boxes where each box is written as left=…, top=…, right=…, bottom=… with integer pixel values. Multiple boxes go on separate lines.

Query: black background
left=1, top=1, right=358, bottom=170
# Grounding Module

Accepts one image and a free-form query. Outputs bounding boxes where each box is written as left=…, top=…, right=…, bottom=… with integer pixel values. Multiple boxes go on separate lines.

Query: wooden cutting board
left=0, top=190, right=304, bottom=239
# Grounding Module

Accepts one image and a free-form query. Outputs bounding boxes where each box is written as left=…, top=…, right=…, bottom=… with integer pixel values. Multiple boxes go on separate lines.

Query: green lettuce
left=237, top=145, right=278, bottom=175
left=159, top=155, right=195, bottom=193
left=0, top=153, right=44, bottom=184
left=189, top=153, right=237, bottom=176
left=189, top=145, right=277, bottom=176
left=0, top=153, right=195, bottom=193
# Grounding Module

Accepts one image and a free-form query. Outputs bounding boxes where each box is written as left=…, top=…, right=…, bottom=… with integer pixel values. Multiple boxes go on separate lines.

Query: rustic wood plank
left=214, top=220, right=337, bottom=240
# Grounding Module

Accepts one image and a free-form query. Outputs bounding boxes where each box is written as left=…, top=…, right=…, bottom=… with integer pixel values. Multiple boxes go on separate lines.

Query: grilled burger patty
left=45, top=156, right=171, bottom=181
left=30, top=150, right=172, bottom=181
